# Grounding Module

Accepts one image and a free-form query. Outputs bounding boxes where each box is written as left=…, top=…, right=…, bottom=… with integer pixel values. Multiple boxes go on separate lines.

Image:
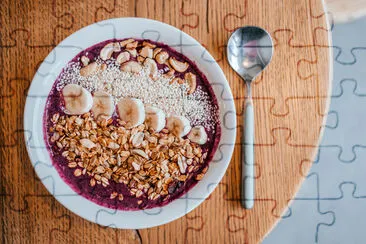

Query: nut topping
left=185, top=72, right=197, bottom=94
left=153, top=48, right=162, bottom=57
left=139, top=46, right=153, bottom=58
left=100, top=42, right=121, bottom=61
left=80, top=62, right=99, bottom=77
left=116, top=51, right=130, bottom=64
left=143, top=58, right=158, bottom=80
left=127, top=49, right=137, bottom=57
left=168, top=57, right=189, bottom=72
left=81, top=56, right=90, bottom=66
left=126, top=41, right=138, bottom=49
left=120, top=39, right=135, bottom=47
left=155, top=51, right=169, bottom=64
left=142, top=41, right=156, bottom=48
left=120, top=61, right=142, bottom=73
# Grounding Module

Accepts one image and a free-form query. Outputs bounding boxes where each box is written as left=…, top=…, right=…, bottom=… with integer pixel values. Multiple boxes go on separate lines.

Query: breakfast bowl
left=24, top=18, right=236, bottom=228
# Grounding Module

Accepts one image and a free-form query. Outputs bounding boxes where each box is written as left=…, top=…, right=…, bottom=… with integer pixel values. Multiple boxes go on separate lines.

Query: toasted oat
left=118, top=194, right=124, bottom=201
left=51, top=113, right=208, bottom=203
left=74, top=169, right=82, bottom=177
left=110, top=192, right=118, bottom=199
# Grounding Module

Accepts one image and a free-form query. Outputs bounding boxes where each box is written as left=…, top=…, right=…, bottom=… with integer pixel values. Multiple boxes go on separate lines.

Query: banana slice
left=91, top=91, right=114, bottom=120
left=145, top=106, right=166, bottom=132
left=187, top=126, right=208, bottom=145
left=62, top=84, right=93, bottom=115
left=117, top=98, right=145, bottom=128
left=166, top=115, right=191, bottom=137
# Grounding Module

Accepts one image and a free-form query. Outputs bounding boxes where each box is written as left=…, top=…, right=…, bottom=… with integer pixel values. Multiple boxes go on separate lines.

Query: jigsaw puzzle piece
left=330, top=14, right=366, bottom=64
left=332, top=52, right=366, bottom=100
left=1, top=0, right=72, bottom=46
left=184, top=182, right=284, bottom=243
left=52, top=0, right=120, bottom=31
left=263, top=189, right=335, bottom=243
left=0, top=30, right=53, bottom=102
left=0, top=131, right=51, bottom=211
left=301, top=146, right=366, bottom=197
left=317, top=183, right=366, bottom=243
left=252, top=128, right=315, bottom=217
left=253, top=29, right=327, bottom=114
left=1, top=196, right=70, bottom=243
left=52, top=209, right=141, bottom=243
left=321, top=80, right=366, bottom=161
left=133, top=0, right=198, bottom=32
left=224, top=0, right=331, bottom=46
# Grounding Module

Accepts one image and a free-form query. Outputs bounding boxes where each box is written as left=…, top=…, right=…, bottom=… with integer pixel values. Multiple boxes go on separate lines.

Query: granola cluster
left=49, top=112, right=208, bottom=201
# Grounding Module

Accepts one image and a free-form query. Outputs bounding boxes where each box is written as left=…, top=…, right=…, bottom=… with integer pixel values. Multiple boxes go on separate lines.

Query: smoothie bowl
left=24, top=18, right=236, bottom=228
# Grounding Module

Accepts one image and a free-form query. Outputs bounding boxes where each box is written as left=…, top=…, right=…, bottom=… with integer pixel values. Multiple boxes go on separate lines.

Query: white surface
left=23, top=18, right=236, bottom=229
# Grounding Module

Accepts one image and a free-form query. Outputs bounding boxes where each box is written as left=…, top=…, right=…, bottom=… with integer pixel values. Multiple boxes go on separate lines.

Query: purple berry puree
left=43, top=38, right=221, bottom=210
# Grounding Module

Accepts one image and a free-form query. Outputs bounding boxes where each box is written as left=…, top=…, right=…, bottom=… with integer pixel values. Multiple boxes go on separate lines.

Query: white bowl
left=24, top=18, right=236, bottom=229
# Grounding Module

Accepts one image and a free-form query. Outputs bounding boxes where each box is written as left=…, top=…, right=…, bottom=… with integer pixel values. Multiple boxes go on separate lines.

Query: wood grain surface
left=0, top=0, right=331, bottom=243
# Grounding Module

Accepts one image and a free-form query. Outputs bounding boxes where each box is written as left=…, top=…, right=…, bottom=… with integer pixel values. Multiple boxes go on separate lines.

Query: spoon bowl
left=227, top=26, right=274, bottom=82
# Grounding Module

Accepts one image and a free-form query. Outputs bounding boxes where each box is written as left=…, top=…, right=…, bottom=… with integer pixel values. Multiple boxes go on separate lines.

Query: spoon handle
left=242, top=98, right=254, bottom=209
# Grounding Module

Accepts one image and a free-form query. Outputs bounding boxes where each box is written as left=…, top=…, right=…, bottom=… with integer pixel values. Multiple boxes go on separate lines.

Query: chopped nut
left=137, top=56, right=145, bottom=63
left=126, top=41, right=138, bottom=49
left=80, top=62, right=99, bottom=77
left=120, top=38, right=135, bottom=47
left=143, top=58, right=158, bottom=80
left=139, top=46, right=153, bottom=58
left=118, top=193, right=124, bottom=201
left=153, top=48, right=162, bottom=57
left=155, top=51, right=169, bottom=64
left=142, top=41, right=156, bottom=48
left=185, top=72, right=197, bottom=94
left=110, top=192, right=118, bottom=199
left=81, top=56, right=89, bottom=66
left=116, top=51, right=130, bottom=64
left=120, top=61, right=142, bottom=73
left=127, top=49, right=137, bottom=57
left=168, top=57, right=189, bottom=72
left=100, top=42, right=121, bottom=61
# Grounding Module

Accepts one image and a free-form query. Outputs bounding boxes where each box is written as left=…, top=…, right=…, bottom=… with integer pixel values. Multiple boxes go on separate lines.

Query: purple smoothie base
left=44, top=38, right=221, bottom=210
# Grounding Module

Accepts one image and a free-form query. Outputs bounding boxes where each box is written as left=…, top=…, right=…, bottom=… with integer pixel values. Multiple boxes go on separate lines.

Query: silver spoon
left=227, top=26, right=274, bottom=209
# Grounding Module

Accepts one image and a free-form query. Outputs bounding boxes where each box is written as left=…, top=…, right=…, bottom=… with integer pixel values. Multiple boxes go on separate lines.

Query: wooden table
left=0, top=0, right=331, bottom=243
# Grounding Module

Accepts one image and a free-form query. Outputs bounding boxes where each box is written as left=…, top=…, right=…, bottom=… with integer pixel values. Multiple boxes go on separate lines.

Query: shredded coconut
left=56, top=58, right=218, bottom=131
